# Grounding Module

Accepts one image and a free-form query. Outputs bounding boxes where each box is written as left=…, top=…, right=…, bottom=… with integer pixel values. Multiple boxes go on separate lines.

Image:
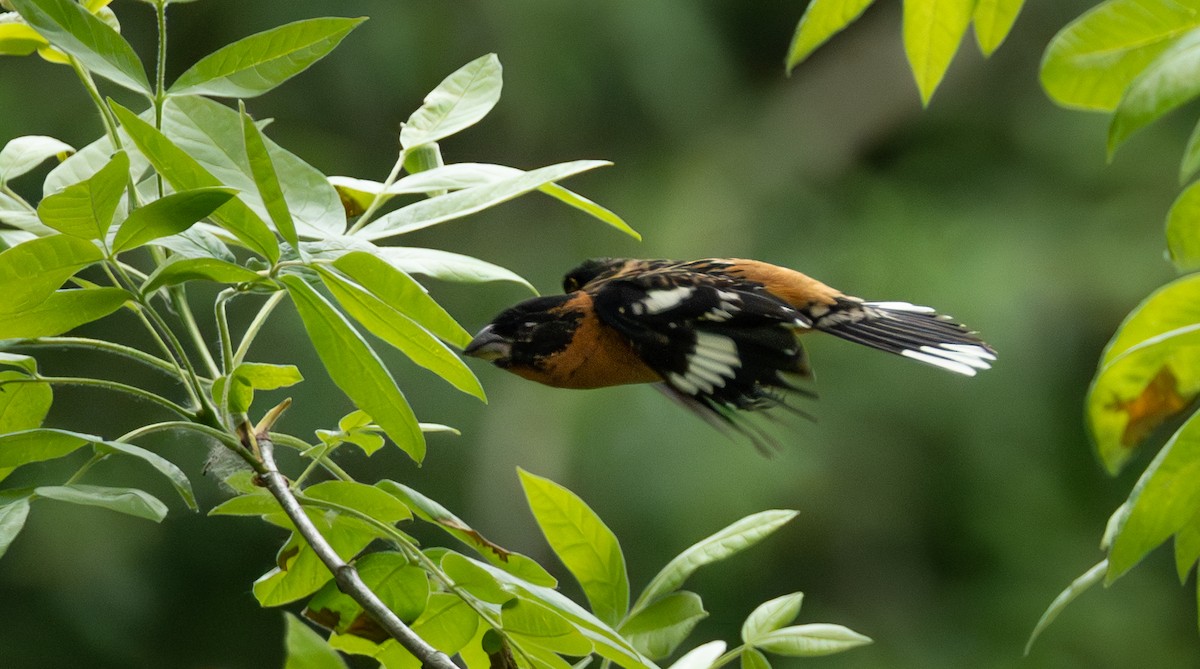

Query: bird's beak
left=463, top=324, right=512, bottom=362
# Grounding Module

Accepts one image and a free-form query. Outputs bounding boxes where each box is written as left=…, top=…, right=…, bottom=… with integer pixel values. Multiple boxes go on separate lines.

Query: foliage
left=0, top=1, right=867, bottom=667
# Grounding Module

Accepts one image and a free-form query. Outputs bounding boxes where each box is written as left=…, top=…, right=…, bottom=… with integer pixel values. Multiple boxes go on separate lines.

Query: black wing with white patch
left=590, top=274, right=815, bottom=451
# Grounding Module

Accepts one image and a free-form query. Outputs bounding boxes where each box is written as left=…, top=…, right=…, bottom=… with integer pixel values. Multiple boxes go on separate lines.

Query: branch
left=243, top=418, right=455, bottom=669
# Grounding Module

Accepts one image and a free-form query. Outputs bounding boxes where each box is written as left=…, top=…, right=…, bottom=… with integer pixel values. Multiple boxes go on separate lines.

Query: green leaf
left=668, top=641, right=726, bottom=669
left=152, top=227, right=236, bottom=262
left=502, top=597, right=593, bottom=656
left=1110, top=30, right=1200, bottom=155
left=634, top=510, right=798, bottom=615
left=0, top=287, right=129, bottom=338
left=218, top=362, right=303, bottom=414
left=356, top=161, right=612, bottom=240
left=306, top=552, right=429, bottom=634
left=96, top=439, right=196, bottom=510
left=0, top=428, right=88, bottom=468
left=902, top=0, right=975, bottom=106
left=316, top=266, right=485, bottom=401
left=44, top=132, right=146, bottom=198
left=741, top=593, right=805, bottom=644
left=1108, top=413, right=1200, bottom=579
left=209, top=490, right=280, bottom=516
left=0, top=371, right=51, bottom=432
left=1181, top=117, right=1200, bottom=183
left=110, top=101, right=280, bottom=262
left=441, top=550, right=513, bottom=604
left=1024, top=560, right=1107, bottom=655
left=740, top=648, right=771, bottom=669
left=376, top=247, right=537, bottom=294
left=0, top=135, right=73, bottom=183
left=37, top=150, right=127, bottom=241
left=254, top=514, right=378, bottom=606
left=0, top=497, right=31, bottom=559
left=1041, top=0, right=1200, bottom=111
left=620, top=591, right=707, bottom=660
left=8, top=0, right=150, bottom=94
left=785, top=0, right=876, bottom=72
left=378, top=480, right=556, bottom=586
left=112, top=187, right=236, bottom=253
left=332, top=251, right=472, bottom=348
left=284, top=612, right=349, bottom=669
left=331, top=593, right=478, bottom=661
left=1175, top=512, right=1200, bottom=581
left=303, top=479, right=412, bottom=525
left=1085, top=274, right=1200, bottom=474
left=972, top=0, right=1023, bottom=56
left=0, top=234, right=104, bottom=313
left=280, top=275, right=425, bottom=462
left=142, top=256, right=263, bottom=293
left=240, top=105, right=299, bottom=249
left=35, top=484, right=168, bottom=522
left=169, top=18, right=366, bottom=98
left=162, top=96, right=345, bottom=240
left=0, top=352, right=39, bottom=375
left=401, top=53, right=502, bottom=149
left=751, top=624, right=872, bottom=657
left=518, top=469, right=629, bottom=626
left=1166, top=179, right=1200, bottom=271
left=0, top=19, right=47, bottom=58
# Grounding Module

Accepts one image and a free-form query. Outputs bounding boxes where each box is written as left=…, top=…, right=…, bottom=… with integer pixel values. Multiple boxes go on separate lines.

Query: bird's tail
left=807, top=298, right=995, bottom=376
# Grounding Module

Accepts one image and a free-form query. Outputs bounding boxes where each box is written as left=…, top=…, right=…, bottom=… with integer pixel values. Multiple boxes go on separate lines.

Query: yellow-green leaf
left=785, top=0, right=876, bottom=72
left=903, top=0, right=976, bottom=106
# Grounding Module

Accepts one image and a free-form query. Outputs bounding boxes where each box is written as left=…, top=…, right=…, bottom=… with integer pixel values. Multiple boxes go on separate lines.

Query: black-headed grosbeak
left=465, top=258, right=994, bottom=447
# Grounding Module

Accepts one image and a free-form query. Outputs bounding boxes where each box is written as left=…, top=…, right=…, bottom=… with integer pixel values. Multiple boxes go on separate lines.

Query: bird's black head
left=562, top=257, right=628, bottom=293
left=464, top=294, right=582, bottom=369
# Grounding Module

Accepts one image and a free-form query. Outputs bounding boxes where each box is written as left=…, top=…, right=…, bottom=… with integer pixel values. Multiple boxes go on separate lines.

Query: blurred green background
left=0, top=1, right=1195, bottom=667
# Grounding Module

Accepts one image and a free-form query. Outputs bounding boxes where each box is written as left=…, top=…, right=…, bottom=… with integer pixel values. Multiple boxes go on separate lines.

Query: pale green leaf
left=0, top=352, right=38, bottom=374
left=376, top=247, right=536, bottom=294
left=35, top=483, right=167, bottom=522
left=1110, top=29, right=1200, bottom=154
left=0, top=287, right=129, bottom=338
left=241, top=105, right=299, bottom=249
left=741, top=593, right=804, bottom=644
left=0, top=134, right=72, bottom=182
left=170, top=18, right=366, bottom=98
left=356, top=160, right=611, bottom=240
left=752, top=624, right=872, bottom=657
left=502, top=597, right=593, bottom=656
left=1041, top=0, right=1200, bottom=111
left=903, top=0, right=976, bottom=106
left=401, top=53, right=502, bottom=149
left=518, top=468, right=629, bottom=626
left=317, top=266, right=485, bottom=400
left=1166, top=179, right=1200, bottom=270
left=1025, top=560, right=1107, bottom=655
left=0, top=234, right=103, bottom=313
left=0, top=371, right=51, bottom=432
left=441, top=551, right=513, bottom=604
left=634, top=510, right=798, bottom=615
left=620, top=591, right=707, bottom=660
left=0, top=428, right=88, bottom=468
left=8, top=0, right=149, bottom=93
left=740, top=648, right=770, bottom=669
left=667, top=641, right=726, bottom=669
left=44, top=130, right=149, bottom=198
left=0, top=497, right=30, bottom=559
left=142, top=256, right=263, bottom=293
left=280, top=275, right=425, bottom=462
left=785, top=0, right=876, bottom=72
left=151, top=226, right=236, bottom=262
left=37, top=150, right=127, bottom=241
left=284, top=612, right=349, bottom=669
left=302, top=479, right=412, bottom=525
left=1085, top=274, right=1200, bottom=474
left=112, top=187, right=237, bottom=252
left=972, top=0, right=1023, bottom=56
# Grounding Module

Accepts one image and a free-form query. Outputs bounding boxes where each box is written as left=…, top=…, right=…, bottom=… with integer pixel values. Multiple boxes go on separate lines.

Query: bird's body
left=465, top=258, right=994, bottom=447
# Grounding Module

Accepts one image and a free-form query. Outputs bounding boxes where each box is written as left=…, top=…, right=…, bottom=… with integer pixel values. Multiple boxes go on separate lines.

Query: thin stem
left=251, top=429, right=455, bottom=669
left=7, top=337, right=179, bottom=376
left=233, top=291, right=285, bottom=365
left=268, top=432, right=354, bottom=481
left=346, top=149, right=407, bottom=234
left=215, top=289, right=237, bottom=373
left=68, top=57, right=122, bottom=152
left=152, top=0, right=168, bottom=199
left=64, top=452, right=107, bottom=486
left=0, top=184, right=35, bottom=213
left=0, top=375, right=194, bottom=419
left=171, top=285, right=221, bottom=377
left=710, top=645, right=747, bottom=669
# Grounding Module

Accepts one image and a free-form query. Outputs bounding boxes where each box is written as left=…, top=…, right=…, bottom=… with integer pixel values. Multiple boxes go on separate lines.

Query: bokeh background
left=0, top=1, right=1195, bottom=667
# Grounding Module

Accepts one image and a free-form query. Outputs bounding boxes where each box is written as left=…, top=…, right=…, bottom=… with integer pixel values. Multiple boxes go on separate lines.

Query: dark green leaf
left=142, top=256, right=263, bottom=293
left=518, top=469, right=628, bottom=626
left=110, top=101, right=280, bottom=262
left=241, top=105, right=299, bottom=249
left=97, top=439, right=196, bottom=510
left=0, top=497, right=31, bottom=559
left=35, top=483, right=168, bottom=522
left=169, top=18, right=366, bottom=98
left=0, top=371, right=51, bottom=432
left=112, top=187, right=236, bottom=253
left=0, top=135, right=73, bottom=183
left=317, top=266, right=484, bottom=400
left=283, top=612, right=349, bottom=669
left=37, top=150, right=127, bottom=241
left=400, top=53, right=502, bottom=149
left=0, top=234, right=104, bottom=313
left=0, top=287, right=129, bottom=338
left=280, top=275, right=425, bottom=462
left=620, top=591, right=707, bottom=660
left=785, top=0, right=875, bottom=72
left=8, top=0, right=150, bottom=93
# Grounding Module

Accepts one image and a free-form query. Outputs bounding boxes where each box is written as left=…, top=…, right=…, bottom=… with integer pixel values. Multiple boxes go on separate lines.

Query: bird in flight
left=465, top=258, right=995, bottom=449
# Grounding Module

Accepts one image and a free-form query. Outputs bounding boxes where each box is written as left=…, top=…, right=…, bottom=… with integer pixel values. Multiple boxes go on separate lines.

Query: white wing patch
left=639, top=286, right=695, bottom=315
left=700, top=289, right=743, bottom=322
left=865, top=301, right=937, bottom=314
left=670, top=332, right=743, bottom=394
left=901, top=344, right=994, bottom=377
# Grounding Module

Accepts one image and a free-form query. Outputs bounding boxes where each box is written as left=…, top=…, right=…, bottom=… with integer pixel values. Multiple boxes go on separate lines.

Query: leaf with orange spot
left=1108, top=367, right=1194, bottom=448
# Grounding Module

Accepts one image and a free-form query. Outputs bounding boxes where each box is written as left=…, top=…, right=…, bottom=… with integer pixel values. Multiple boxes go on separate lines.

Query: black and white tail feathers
left=806, top=298, right=996, bottom=376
